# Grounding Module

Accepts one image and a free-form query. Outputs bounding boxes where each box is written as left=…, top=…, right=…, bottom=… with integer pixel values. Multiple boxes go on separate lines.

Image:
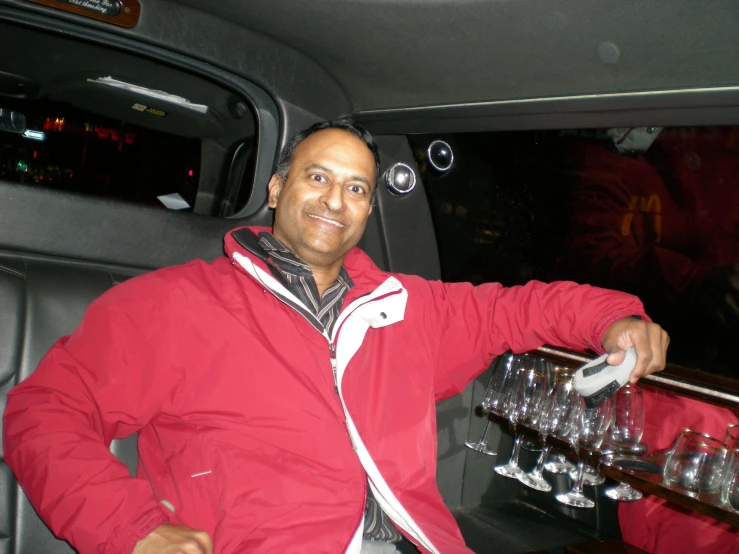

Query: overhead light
left=22, top=129, right=46, bottom=142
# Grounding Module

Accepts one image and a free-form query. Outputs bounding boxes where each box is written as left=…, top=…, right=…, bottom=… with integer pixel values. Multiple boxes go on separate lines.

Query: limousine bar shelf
left=483, top=412, right=739, bottom=528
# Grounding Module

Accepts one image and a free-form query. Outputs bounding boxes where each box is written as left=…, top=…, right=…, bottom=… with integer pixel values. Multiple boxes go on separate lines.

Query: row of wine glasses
left=466, top=353, right=648, bottom=509
left=467, top=354, right=739, bottom=515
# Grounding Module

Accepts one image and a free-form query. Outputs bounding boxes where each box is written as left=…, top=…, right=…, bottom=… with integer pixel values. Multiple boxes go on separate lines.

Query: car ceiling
left=173, top=0, right=739, bottom=113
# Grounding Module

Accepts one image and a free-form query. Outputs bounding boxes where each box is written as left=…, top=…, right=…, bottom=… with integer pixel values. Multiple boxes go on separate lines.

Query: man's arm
left=426, top=279, right=661, bottom=400
left=3, top=283, right=181, bottom=553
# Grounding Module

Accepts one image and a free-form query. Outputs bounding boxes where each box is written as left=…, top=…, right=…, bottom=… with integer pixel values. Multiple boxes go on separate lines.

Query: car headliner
left=173, top=0, right=739, bottom=112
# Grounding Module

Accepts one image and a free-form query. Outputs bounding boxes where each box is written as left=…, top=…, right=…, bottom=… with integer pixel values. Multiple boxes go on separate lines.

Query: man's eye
left=349, top=185, right=366, bottom=195
left=310, top=174, right=327, bottom=183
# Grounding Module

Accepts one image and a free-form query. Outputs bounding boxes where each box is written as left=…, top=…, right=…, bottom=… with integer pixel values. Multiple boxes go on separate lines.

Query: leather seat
left=0, top=253, right=141, bottom=553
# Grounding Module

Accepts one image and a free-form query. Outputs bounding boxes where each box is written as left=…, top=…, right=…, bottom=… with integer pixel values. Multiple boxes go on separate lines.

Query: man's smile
left=307, top=213, right=346, bottom=228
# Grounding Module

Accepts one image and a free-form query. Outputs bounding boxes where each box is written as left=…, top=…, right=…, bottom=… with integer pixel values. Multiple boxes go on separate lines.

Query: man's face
left=268, top=128, right=376, bottom=270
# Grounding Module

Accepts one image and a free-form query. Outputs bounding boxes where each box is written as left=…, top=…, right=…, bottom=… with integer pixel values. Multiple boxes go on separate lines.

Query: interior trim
left=355, top=87, right=739, bottom=135
left=357, top=85, right=739, bottom=116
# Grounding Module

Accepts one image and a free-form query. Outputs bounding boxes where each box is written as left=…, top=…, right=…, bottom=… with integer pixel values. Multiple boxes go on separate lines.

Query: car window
left=0, top=21, right=260, bottom=217
left=411, top=126, right=739, bottom=377
left=0, top=98, right=203, bottom=210
left=0, top=96, right=259, bottom=215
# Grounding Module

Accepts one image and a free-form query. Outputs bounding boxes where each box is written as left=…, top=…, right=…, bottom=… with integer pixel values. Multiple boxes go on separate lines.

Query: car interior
left=0, top=0, right=738, bottom=552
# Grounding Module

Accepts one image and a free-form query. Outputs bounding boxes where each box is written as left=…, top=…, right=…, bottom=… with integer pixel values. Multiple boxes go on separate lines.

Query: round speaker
left=384, top=162, right=417, bottom=196
left=427, top=140, right=454, bottom=172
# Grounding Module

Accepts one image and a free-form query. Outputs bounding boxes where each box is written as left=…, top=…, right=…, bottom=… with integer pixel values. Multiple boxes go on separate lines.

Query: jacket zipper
left=329, top=342, right=339, bottom=393
left=232, top=254, right=427, bottom=553
left=237, top=262, right=365, bottom=552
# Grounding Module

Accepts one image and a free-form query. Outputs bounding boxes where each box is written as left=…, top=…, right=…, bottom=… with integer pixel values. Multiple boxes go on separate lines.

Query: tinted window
left=0, top=99, right=202, bottom=210
left=411, top=126, right=739, bottom=377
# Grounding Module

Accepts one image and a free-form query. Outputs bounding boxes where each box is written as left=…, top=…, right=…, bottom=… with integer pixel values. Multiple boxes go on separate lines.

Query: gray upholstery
left=0, top=254, right=140, bottom=553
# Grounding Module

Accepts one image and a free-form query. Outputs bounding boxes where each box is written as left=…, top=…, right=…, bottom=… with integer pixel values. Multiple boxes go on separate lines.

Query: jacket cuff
left=591, top=309, right=652, bottom=353
left=114, top=505, right=171, bottom=554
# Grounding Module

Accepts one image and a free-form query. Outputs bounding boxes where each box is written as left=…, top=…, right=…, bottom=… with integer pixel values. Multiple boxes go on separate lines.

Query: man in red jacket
left=3, top=118, right=668, bottom=554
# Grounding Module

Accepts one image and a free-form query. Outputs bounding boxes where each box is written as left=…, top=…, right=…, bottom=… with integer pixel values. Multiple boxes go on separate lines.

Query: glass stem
left=476, top=418, right=492, bottom=444
left=532, top=444, right=552, bottom=477
left=508, top=434, right=523, bottom=466
left=572, top=461, right=586, bottom=495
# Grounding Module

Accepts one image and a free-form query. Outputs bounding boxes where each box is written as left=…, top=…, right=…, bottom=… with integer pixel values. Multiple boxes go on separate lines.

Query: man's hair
left=275, top=118, right=381, bottom=201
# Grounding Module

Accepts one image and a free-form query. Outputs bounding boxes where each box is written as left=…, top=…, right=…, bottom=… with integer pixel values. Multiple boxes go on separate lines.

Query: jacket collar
left=225, top=226, right=393, bottom=302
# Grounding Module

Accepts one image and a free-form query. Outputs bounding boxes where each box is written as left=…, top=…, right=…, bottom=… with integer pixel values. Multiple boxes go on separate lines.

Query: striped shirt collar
left=256, top=231, right=354, bottom=335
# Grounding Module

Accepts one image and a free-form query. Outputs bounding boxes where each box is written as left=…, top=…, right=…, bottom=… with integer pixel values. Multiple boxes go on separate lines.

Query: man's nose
left=321, top=182, right=345, bottom=212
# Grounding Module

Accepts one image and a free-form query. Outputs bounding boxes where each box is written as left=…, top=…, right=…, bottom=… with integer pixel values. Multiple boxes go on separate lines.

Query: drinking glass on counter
left=663, top=429, right=730, bottom=497
left=541, top=365, right=577, bottom=474
left=555, top=397, right=613, bottom=509
left=494, top=355, right=548, bottom=479
left=464, top=353, right=517, bottom=455
left=485, top=353, right=522, bottom=417
left=605, top=384, right=645, bottom=502
left=720, top=448, right=739, bottom=512
left=518, top=375, right=578, bottom=492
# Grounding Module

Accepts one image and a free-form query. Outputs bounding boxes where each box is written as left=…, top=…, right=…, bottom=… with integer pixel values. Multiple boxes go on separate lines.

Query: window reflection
left=411, top=126, right=739, bottom=377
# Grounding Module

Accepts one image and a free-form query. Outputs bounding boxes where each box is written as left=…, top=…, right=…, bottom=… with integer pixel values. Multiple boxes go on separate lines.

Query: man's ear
left=267, top=174, right=283, bottom=209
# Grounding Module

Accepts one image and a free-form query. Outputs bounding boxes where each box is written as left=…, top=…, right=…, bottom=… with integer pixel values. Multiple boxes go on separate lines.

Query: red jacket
left=3, top=226, right=648, bottom=554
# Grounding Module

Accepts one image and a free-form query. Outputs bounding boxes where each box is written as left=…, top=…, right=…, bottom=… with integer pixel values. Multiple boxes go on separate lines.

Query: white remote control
left=573, top=347, right=637, bottom=408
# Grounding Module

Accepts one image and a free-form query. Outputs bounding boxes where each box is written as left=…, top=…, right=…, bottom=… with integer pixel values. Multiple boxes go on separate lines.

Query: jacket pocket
left=164, top=437, right=225, bottom=534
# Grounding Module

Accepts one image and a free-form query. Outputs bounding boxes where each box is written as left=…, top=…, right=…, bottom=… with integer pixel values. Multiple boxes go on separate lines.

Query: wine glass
left=555, top=397, right=613, bottom=509
left=494, top=356, right=548, bottom=479
left=546, top=364, right=573, bottom=391
left=487, top=353, right=524, bottom=417
left=720, top=448, right=739, bottom=511
left=542, top=365, right=577, bottom=475
left=518, top=375, right=578, bottom=492
left=465, top=353, right=517, bottom=455
left=663, top=429, right=730, bottom=496
left=522, top=357, right=554, bottom=454
left=605, top=384, right=645, bottom=501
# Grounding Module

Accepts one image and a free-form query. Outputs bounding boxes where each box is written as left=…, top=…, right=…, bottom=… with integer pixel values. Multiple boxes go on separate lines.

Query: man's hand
left=132, top=524, right=213, bottom=554
left=601, top=317, right=669, bottom=383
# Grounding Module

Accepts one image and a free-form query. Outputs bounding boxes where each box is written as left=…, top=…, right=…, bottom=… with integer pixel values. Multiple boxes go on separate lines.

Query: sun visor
left=48, top=75, right=225, bottom=138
